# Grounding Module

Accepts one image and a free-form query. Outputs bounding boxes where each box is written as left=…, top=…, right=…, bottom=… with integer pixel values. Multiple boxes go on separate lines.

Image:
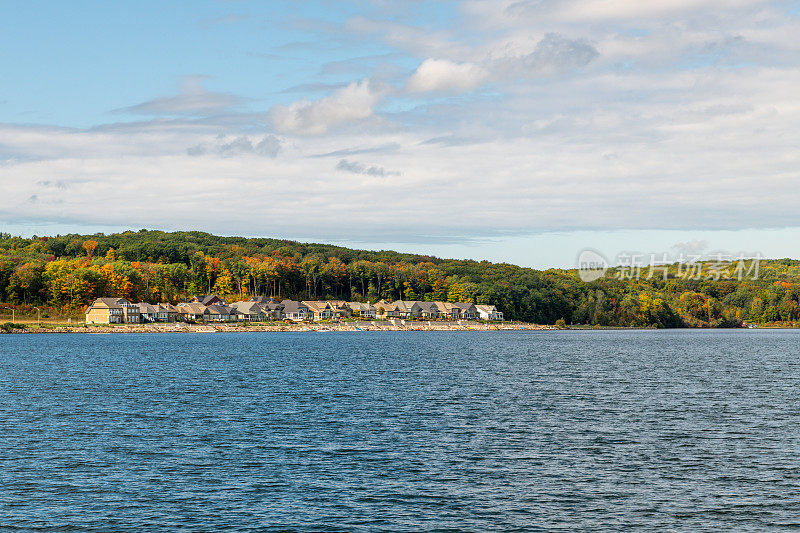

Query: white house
left=476, top=304, right=504, bottom=321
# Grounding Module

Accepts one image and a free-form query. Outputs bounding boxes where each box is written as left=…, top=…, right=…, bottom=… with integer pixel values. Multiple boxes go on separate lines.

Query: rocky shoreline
left=3, top=322, right=551, bottom=334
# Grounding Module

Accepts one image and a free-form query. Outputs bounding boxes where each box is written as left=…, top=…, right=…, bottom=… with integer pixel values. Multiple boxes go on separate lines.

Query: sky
left=2, top=0, right=800, bottom=268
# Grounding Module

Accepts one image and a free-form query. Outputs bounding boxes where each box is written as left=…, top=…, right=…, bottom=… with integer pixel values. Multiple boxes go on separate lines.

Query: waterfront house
left=393, top=300, right=423, bottom=318
left=85, top=297, right=125, bottom=324
left=95, top=297, right=141, bottom=323
left=434, top=301, right=458, bottom=319
left=137, top=302, right=156, bottom=322
left=138, top=302, right=169, bottom=322
left=230, top=307, right=244, bottom=322
left=160, top=303, right=180, bottom=322
left=179, top=303, right=210, bottom=322
left=231, top=301, right=268, bottom=321
left=281, top=300, right=311, bottom=321
left=263, top=301, right=284, bottom=320
left=327, top=300, right=352, bottom=319
left=476, top=304, right=504, bottom=321
left=347, top=302, right=377, bottom=319
left=117, top=299, right=141, bottom=323
left=375, top=300, right=399, bottom=318
left=303, top=301, right=334, bottom=320
left=452, top=302, right=478, bottom=320
left=207, top=304, right=236, bottom=322
left=417, top=301, right=440, bottom=319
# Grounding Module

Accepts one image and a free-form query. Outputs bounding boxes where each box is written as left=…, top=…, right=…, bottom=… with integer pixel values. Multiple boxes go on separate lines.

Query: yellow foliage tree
left=82, top=240, right=98, bottom=257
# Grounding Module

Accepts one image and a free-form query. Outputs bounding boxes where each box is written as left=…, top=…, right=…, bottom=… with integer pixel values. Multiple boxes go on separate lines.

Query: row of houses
left=85, top=294, right=504, bottom=324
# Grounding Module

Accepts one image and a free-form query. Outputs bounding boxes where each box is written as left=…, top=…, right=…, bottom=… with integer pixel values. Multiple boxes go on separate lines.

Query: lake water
left=2, top=330, right=800, bottom=531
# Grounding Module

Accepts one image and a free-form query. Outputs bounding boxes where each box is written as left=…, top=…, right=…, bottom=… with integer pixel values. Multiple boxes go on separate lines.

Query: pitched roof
left=193, top=294, right=225, bottom=305
left=417, top=301, right=439, bottom=313
left=206, top=304, right=233, bottom=315
left=231, top=301, right=265, bottom=314
left=393, top=300, right=421, bottom=313
left=375, top=299, right=397, bottom=311
left=137, top=302, right=158, bottom=314
left=347, top=302, right=376, bottom=312
left=179, top=303, right=208, bottom=314
left=281, top=300, right=308, bottom=313
left=302, top=301, right=332, bottom=312
left=434, top=301, right=454, bottom=312
left=89, top=297, right=124, bottom=310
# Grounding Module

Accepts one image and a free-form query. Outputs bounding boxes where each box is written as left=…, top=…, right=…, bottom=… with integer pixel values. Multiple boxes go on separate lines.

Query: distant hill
left=1, top=229, right=799, bottom=327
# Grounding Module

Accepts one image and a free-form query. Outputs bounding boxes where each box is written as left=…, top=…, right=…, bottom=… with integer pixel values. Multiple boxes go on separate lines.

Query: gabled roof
left=179, top=303, right=209, bottom=314
left=375, top=299, right=397, bottom=311
left=231, top=301, right=265, bottom=314
left=281, top=300, right=309, bottom=313
left=88, top=297, right=124, bottom=310
left=206, top=304, right=233, bottom=315
left=393, top=300, right=421, bottom=313
left=417, top=301, right=439, bottom=313
left=137, top=302, right=158, bottom=314
left=475, top=304, right=498, bottom=312
left=347, top=302, right=376, bottom=312
left=452, top=302, right=477, bottom=311
left=193, top=294, right=225, bottom=305
left=302, top=301, right=332, bottom=312
left=434, top=301, right=455, bottom=312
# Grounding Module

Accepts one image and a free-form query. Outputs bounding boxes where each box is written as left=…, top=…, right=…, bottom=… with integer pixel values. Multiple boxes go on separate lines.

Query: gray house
left=452, top=302, right=478, bottom=320
left=207, top=304, right=236, bottom=322
left=417, top=301, right=440, bottom=319
left=347, top=302, right=377, bottom=319
left=393, top=300, right=423, bottom=318
left=231, top=301, right=268, bottom=321
left=281, top=300, right=311, bottom=321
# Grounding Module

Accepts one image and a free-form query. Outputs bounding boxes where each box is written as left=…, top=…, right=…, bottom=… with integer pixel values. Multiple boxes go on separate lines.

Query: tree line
left=1, top=230, right=800, bottom=326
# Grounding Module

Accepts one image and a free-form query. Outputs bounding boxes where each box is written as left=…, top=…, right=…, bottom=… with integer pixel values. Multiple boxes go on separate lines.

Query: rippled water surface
left=2, top=330, right=800, bottom=531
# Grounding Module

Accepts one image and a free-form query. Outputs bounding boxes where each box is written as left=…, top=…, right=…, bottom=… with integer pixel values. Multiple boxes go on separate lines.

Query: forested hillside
left=2, top=230, right=800, bottom=327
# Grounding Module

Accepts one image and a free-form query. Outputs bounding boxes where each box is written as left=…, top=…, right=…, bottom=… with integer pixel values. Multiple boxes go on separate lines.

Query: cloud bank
left=3, top=0, right=800, bottom=246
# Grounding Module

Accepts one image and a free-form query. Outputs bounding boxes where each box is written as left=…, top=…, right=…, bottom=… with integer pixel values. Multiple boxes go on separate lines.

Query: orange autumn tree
left=82, top=240, right=99, bottom=257
left=100, top=263, right=134, bottom=299
left=204, top=256, right=222, bottom=293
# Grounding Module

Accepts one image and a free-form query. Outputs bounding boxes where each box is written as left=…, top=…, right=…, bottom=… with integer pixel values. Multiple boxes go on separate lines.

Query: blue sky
left=2, top=0, right=800, bottom=268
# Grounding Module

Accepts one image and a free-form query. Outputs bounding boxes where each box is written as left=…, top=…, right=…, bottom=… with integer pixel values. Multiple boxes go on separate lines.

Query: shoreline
left=1, top=322, right=552, bottom=334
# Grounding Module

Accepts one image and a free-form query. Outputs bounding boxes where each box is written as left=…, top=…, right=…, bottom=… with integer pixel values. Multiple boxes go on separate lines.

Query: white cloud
left=406, top=58, right=489, bottom=94
left=467, top=0, right=773, bottom=26
left=270, top=79, right=381, bottom=135
left=4, top=0, right=800, bottom=248
left=116, top=75, right=246, bottom=116
left=550, top=0, right=771, bottom=22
